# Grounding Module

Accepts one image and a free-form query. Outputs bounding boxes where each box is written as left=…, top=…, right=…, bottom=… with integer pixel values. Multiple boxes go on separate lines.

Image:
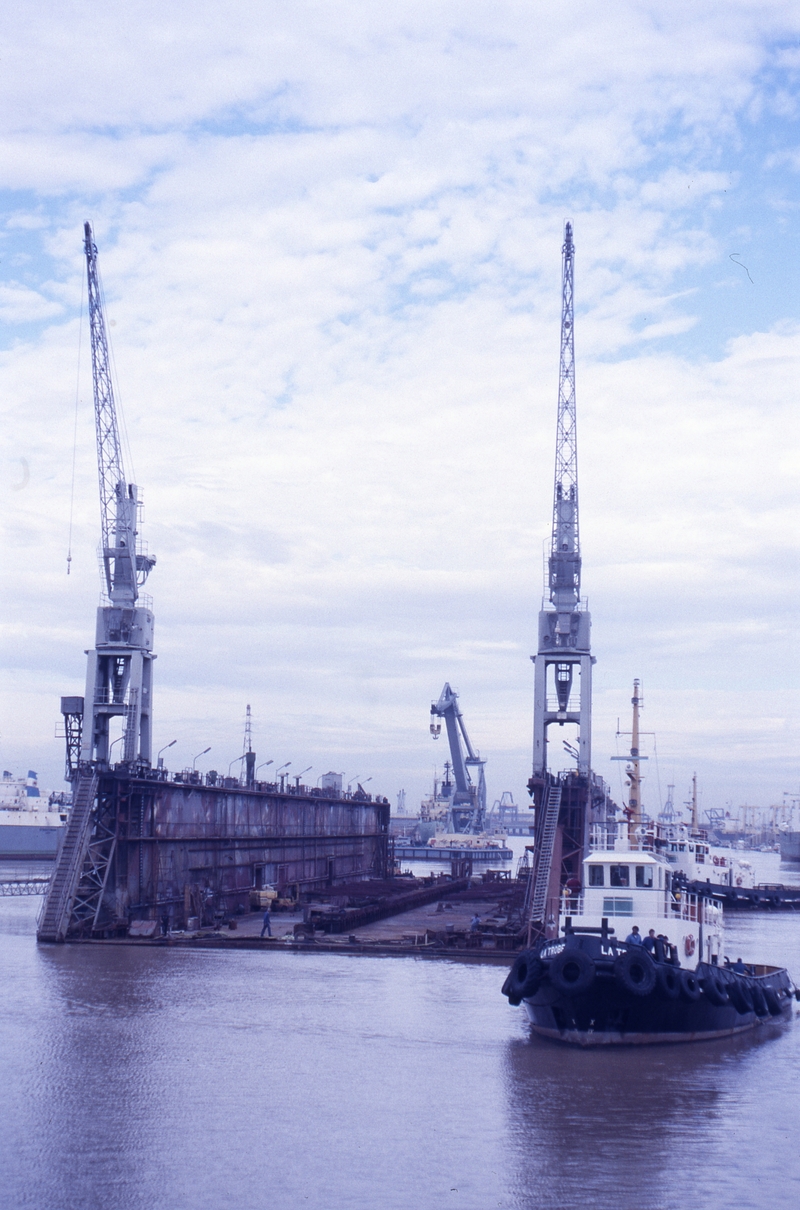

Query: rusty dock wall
left=97, top=773, right=390, bottom=929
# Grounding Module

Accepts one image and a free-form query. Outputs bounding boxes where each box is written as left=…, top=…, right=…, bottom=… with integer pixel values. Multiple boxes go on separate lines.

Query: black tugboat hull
left=525, top=1002, right=791, bottom=1046
left=504, top=939, right=796, bottom=1046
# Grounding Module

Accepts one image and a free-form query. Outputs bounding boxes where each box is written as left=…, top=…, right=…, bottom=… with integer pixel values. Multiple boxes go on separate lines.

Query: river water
left=2, top=855, right=799, bottom=1210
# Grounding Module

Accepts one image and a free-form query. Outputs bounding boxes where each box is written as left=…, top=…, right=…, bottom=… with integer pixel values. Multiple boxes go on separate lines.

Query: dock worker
left=470, top=914, right=481, bottom=933
left=260, top=906, right=272, bottom=938
left=625, top=925, right=643, bottom=945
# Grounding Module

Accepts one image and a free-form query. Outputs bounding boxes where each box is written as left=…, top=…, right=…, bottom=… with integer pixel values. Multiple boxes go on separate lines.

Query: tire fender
left=548, top=948, right=596, bottom=997
left=700, top=971, right=730, bottom=1007
left=728, top=978, right=754, bottom=1015
left=655, top=963, right=681, bottom=1000
left=502, top=950, right=543, bottom=1003
left=614, top=948, right=656, bottom=997
left=679, top=969, right=702, bottom=1002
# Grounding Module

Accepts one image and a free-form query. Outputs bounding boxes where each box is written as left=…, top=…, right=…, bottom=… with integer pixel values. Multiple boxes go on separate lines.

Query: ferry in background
left=0, top=770, right=70, bottom=859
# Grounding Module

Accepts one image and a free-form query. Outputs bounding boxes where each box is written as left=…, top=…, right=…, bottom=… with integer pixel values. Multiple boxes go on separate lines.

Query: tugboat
left=502, top=841, right=797, bottom=1045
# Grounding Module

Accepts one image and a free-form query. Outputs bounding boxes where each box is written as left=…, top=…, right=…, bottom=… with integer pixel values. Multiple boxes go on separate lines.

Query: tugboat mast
left=611, top=678, right=648, bottom=843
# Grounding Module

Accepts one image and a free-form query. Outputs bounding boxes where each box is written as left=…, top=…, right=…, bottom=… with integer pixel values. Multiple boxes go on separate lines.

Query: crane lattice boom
left=84, top=222, right=155, bottom=604
left=549, top=220, right=580, bottom=620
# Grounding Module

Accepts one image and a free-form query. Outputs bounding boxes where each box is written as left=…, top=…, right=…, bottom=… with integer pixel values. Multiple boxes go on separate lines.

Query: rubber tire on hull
left=727, top=978, right=754, bottom=1015
left=548, top=948, right=595, bottom=997
left=700, top=971, right=730, bottom=1007
left=655, top=963, right=681, bottom=1001
left=762, top=985, right=783, bottom=1016
left=679, top=969, right=702, bottom=1002
left=502, top=951, right=543, bottom=1004
left=614, top=948, right=656, bottom=997
left=749, top=982, right=769, bottom=1017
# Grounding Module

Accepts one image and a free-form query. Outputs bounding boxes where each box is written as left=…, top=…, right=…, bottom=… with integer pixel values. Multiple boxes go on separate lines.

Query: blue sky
left=2, top=2, right=800, bottom=822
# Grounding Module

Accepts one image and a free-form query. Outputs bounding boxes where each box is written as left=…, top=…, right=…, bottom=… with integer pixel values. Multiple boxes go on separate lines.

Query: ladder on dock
left=528, top=779, right=562, bottom=926
left=37, top=772, right=98, bottom=942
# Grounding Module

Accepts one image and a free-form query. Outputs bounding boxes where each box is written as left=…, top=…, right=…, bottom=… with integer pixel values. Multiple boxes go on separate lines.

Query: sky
left=1, top=1, right=800, bottom=825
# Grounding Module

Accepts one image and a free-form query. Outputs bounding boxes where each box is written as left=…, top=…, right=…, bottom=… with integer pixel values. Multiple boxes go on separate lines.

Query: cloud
left=1, top=2, right=800, bottom=819
left=0, top=283, right=62, bottom=322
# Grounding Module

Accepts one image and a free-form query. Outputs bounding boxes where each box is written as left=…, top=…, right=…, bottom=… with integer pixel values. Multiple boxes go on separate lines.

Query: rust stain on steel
left=96, top=774, right=389, bottom=930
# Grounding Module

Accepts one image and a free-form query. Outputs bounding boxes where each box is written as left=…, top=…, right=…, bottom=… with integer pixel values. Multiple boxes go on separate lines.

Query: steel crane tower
left=532, top=221, right=593, bottom=779
left=80, top=221, right=156, bottom=768
left=39, top=223, right=157, bottom=943
left=430, top=683, right=487, bottom=833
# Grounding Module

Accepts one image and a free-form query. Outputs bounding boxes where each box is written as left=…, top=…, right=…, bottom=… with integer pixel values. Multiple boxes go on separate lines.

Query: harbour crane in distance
left=429, top=683, right=487, bottom=834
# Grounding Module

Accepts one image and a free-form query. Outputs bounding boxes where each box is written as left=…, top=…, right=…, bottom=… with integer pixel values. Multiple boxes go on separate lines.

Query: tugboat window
left=635, top=865, right=653, bottom=888
left=603, top=897, right=634, bottom=916
left=609, top=864, right=629, bottom=887
left=588, top=865, right=604, bottom=886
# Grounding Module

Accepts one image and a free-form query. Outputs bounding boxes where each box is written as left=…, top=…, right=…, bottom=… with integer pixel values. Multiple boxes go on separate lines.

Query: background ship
left=0, top=770, right=70, bottom=858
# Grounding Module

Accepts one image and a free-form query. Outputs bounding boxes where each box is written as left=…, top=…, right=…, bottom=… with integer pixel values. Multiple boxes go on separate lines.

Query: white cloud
left=0, top=283, right=62, bottom=322
left=1, top=2, right=799, bottom=819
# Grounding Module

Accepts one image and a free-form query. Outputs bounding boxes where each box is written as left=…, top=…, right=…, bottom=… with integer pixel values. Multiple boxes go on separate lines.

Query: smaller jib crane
left=430, top=684, right=487, bottom=834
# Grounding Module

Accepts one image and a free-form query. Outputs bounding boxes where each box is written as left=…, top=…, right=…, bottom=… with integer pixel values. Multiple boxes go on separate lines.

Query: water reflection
left=503, top=1009, right=796, bottom=1210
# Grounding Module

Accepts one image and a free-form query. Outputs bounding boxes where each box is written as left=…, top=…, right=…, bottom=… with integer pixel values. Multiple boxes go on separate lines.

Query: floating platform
left=683, top=878, right=800, bottom=910
left=393, top=842, right=513, bottom=862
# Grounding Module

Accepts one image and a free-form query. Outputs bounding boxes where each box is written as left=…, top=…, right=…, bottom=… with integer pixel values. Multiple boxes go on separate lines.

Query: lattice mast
left=550, top=221, right=580, bottom=623
left=80, top=222, right=156, bottom=768
left=532, top=222, right=593, bottom=779
left=243, top=704, right=256, bottom=787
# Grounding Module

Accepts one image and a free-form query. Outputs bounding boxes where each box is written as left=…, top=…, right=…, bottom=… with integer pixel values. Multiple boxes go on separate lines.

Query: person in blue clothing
left=260, top=906, right=272, bottom=938
left=625, top=925, right=643, bottom=945
left=732, top=957, right=747, bottom=973
left=643, top=928, right=657, bottom=954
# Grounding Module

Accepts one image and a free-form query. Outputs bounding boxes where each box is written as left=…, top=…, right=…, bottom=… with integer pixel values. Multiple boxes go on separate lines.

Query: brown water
left=1, top=872, right=799, bottom=1209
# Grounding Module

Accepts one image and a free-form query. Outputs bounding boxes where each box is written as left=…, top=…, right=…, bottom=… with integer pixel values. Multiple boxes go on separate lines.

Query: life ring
left=679, top=969, right=702, bottom=1002
left=735, top=875, right=743, bottom=887
left=684, top=934, right=696, bottom=957
left=614, top=948, right=656, bottom=997
left=700, top=970, right=730, bottom=1007
left=502, top=950, right=543, bottom=1004
left=548, top=948, right=595, bottom=997
left=655, top=963, right=681, bottom=1001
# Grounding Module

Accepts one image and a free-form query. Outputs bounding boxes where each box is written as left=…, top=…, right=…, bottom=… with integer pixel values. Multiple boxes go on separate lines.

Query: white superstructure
left=562, top=841, right=723, bottom=968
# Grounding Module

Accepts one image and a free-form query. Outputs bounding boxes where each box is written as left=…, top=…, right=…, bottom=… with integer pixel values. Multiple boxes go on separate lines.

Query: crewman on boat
left=643, top=928, right=657, bottom=954
left=732, top=957, right=747, bottom=973
left=625, top=925, right=643, bottom=945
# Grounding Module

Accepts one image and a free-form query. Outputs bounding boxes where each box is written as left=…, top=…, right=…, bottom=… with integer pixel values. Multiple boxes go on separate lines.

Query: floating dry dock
left=37, top=768, right=390, bottom=941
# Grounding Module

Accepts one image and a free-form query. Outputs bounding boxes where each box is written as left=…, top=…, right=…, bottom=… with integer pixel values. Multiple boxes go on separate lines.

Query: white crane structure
left=429, top=683, right=487, bottom=833
left=39, top=222, right=157, bottom=943
left=532, top=221, right=593, bottom=779
left=79, top=221, right=156, bottom=769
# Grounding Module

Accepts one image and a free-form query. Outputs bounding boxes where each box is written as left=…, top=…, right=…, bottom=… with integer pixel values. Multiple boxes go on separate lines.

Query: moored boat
left=502, top=842, right=797, bottom=1044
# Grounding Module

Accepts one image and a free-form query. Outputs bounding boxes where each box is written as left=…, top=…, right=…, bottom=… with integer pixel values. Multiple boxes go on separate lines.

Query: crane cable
left=66, top=273, right=84, bottom=575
